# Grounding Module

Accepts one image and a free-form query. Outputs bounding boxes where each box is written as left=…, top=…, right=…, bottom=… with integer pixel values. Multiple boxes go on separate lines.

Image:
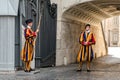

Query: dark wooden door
left=20, top=0, right=57, bottom=68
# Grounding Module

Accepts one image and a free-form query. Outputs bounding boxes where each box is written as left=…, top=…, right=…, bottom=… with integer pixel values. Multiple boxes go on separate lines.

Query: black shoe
left=27, top=70, right=31, bottom=72
left=77, top=69, right=82, bottom=72
left=24, top=70, right=31, bottom=73
left=24, top=69, right=27, bottom=72
left=30, top=68, right=35, bottom=71
left=87, top=69, right=91, bottom=72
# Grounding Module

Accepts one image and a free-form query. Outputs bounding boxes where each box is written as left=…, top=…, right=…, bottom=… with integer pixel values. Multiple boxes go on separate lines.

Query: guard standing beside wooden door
left=21, top=19, right=39, bottom=72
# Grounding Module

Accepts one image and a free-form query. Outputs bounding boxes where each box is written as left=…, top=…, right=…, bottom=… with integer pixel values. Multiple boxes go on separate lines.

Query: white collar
left=27, top=26, right=31, bottom=29
left=85, top=30, right=90, bottom=33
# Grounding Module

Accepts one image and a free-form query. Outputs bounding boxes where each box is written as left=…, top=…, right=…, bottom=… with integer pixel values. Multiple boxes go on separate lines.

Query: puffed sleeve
left=87, top=33, right=96, bottom=45
left=25, top=28, right=37, bottom=38
left=79, top=32, right=85, bottom=45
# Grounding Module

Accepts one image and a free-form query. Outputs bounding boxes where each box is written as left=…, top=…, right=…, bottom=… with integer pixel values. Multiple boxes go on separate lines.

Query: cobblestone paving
left=1, top=55, right=120, bottom=80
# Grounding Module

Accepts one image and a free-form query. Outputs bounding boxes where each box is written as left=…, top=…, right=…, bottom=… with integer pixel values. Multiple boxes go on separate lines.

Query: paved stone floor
left=1, top=55, right=120, bottom=80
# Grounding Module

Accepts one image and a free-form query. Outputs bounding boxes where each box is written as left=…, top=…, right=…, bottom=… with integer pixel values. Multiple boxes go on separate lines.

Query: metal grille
left=35, top=0, right=57, bottom=68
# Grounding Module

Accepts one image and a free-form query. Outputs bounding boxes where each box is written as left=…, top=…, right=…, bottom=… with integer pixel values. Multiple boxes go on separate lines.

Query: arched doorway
left=56, top=0, right=120, bottom=66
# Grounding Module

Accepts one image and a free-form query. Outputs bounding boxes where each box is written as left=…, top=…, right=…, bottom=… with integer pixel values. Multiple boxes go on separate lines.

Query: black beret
left=25, top=19, right=33, bottom=25
left=85, top=24, right=91, bottom=28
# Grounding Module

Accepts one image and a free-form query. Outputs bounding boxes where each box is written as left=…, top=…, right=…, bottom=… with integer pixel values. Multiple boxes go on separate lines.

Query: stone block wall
left=56, top=18, right=107, bottom=66
left=56, top=19, right=83, bottom=66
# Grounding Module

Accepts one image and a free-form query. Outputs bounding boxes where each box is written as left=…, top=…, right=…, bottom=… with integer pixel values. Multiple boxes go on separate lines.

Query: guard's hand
left=36, top=29, right=39, bottom=33
left=84, top=42, right=87, bottom=45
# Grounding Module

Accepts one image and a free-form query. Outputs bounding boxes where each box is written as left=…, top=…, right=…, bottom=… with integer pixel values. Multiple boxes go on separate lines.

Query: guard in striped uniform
left=77, top=24, right=96, bottom=72
left=21, top=19, right=39, bottom=72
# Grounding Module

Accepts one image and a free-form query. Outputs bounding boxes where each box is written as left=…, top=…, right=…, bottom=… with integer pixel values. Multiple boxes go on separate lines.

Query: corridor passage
left=1, top=55, right=120, bottom=80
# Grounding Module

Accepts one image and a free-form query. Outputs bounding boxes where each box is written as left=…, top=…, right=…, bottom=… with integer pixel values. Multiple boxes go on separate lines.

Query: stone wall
left=102, top=17, right=120, bottom=47
left=91, top=24, right=107, bottom=58
left=56, top=19, right=83, bottom=66
left=56, top=18, right=107, bottom=66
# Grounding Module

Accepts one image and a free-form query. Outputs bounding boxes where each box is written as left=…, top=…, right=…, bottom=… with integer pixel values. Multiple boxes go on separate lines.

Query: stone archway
left=51, top=0, right=120, bottom=66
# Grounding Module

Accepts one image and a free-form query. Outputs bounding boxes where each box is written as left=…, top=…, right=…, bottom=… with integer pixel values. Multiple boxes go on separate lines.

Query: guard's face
left=28, top=22, right=33, bottom=27
left=85, top=26, right=90, bottom=31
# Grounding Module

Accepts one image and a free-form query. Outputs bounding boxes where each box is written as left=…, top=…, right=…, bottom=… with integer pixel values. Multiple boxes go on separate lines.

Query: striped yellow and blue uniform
left=21, top=28, right=36, bottom=62
left=77, top=31, right=96, bottom=62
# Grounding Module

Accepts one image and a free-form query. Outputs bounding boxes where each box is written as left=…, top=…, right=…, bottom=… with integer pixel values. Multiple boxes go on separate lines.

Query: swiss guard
left=21, top=19, right=39, bottom=72
left=77, top=24, right=96, bottom=72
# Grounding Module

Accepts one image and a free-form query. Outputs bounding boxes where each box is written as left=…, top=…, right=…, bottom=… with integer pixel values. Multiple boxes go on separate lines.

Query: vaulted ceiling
left=63, top=0, right=120, bottom=26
